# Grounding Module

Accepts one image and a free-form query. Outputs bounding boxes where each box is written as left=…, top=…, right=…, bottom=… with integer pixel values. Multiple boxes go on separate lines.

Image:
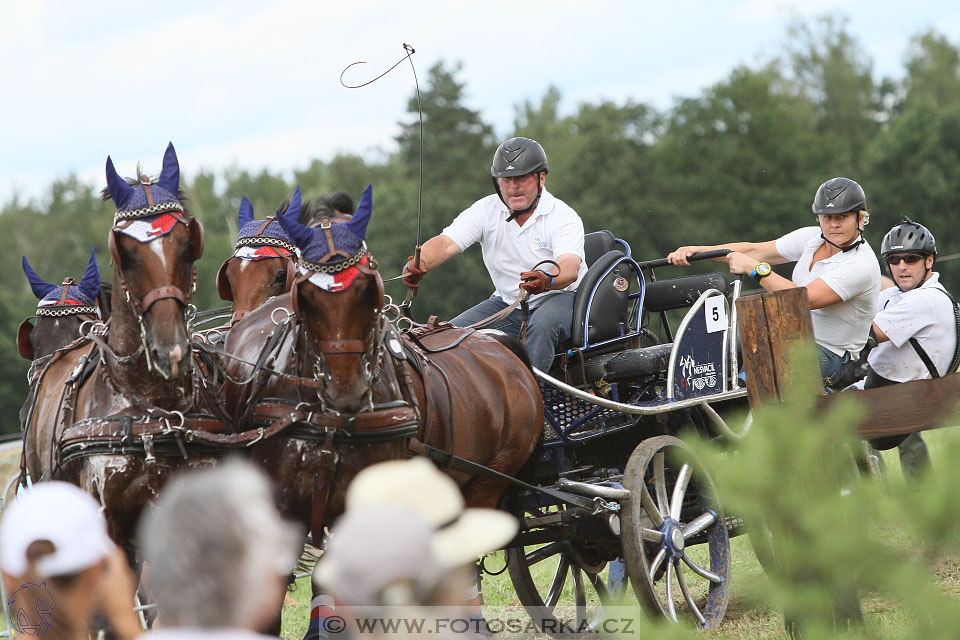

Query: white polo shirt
left=441, top=189, right=587, bottom=307
left=776, top=226, right=880, bottom=357
left=867, top=273, right=957, bottom=381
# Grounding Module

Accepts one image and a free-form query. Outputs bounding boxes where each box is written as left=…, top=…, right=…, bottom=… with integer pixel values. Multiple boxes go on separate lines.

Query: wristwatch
left=751, top=262, right=772, bottom=284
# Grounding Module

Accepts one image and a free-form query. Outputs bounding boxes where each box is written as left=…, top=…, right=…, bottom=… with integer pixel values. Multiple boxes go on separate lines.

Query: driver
left=861, top=218, right=959, bottom=477
left=401, top=137, right=586, bottom=372
left=668, top=177, right=881, bottom=388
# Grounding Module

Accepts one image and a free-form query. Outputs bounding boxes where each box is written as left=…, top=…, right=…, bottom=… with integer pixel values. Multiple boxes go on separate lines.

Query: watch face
left=756, top=262, right=772, bottom=277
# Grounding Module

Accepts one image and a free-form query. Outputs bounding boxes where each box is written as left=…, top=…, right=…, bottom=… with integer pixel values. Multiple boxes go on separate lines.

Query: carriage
left=14, top=149, right=950, bottom=636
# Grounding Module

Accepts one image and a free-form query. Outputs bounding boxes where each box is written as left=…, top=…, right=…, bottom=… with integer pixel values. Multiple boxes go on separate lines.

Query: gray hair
left=139, top=460, right=302, bottom=628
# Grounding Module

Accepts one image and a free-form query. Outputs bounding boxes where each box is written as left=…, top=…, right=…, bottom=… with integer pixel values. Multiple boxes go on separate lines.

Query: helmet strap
left=496, top=173, right=545, bottom=222
left=821, top=229, right=865, bottom=253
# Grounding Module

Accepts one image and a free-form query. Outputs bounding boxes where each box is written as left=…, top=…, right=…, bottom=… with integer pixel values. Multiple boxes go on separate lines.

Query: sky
left=2, top=1, right=959, bottom=207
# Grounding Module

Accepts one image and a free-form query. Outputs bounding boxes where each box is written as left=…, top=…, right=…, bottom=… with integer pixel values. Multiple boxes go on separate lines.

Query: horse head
left=277, top=185, right=382, bottom=413
left=217, top=196, right=297, bottom=322
left=19, top=249, right=101, bottom=361
left=105, top=142, right=204, bottom=381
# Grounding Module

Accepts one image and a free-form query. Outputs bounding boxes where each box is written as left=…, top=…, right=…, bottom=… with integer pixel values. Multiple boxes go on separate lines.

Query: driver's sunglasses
left=887, top=254, right=925, bottom=266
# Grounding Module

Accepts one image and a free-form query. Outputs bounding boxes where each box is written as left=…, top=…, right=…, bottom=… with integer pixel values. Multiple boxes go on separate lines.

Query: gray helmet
left=811, top=177, right=866, bottom=215
left=491, top=137, right=548, bottom=178
left=881, top=217, right=937, bottom=257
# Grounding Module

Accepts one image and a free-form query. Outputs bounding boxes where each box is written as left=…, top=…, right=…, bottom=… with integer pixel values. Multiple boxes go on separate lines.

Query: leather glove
left=519, top=270, right=553, bottom=295
left=402, top=258, right=428, bottom=289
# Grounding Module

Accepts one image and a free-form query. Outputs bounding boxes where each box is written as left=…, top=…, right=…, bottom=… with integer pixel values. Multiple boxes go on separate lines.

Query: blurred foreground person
left=0, top=481, right=140, bottom=640
left=307, top=458, right=518, bottom=639
left=139, top=460, right=301, bottom=639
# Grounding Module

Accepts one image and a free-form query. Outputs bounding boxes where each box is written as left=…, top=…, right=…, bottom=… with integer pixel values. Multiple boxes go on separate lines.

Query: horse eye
left=274, top=270, right=287, bottom=284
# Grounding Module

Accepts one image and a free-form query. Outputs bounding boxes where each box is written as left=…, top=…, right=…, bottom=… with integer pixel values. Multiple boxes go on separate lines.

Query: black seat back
left=571, top=250, right=637, bottom=348
left=584, top=230, right=615, bottom=267
left=644, top=272, right=730, bottom=313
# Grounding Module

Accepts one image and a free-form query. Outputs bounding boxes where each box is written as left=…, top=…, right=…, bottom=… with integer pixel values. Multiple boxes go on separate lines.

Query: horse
left=18, top=249, right=104, bottom=362
left=221, top=185, right=542, bottom=540
left=216, top=194, right=353, bottom=324
left=23, top=143, right=220, bottom=551
left=216, top=196, right=298, bottom=324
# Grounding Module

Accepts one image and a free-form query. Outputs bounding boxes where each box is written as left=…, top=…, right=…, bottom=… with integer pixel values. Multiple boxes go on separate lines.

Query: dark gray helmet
left=811, top=177, right=866, bottom=215
left=881, top=217, right=937, bottom=257
left=491, top=137, right=548, bottom=178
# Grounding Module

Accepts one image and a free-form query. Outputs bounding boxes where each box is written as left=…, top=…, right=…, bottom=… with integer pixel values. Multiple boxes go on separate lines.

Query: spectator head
left=1, top=481, right=114, bottom=582
left=314, top=505, right=447, bottom=606
left=1, top=481, right=122, bottom=640
left=139, top=460, right=301, bottom=630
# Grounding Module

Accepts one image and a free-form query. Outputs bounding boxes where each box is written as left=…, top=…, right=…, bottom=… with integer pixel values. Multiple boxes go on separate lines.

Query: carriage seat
left=643, top=272, right=730, bottom=313
left=556, top=342, right=674, bottom=386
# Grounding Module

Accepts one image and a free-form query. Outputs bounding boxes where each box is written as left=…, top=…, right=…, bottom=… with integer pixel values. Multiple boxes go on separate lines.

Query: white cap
left=1, top=482, right=114, bottom=578
left=342, top=458, right=518, bottom=568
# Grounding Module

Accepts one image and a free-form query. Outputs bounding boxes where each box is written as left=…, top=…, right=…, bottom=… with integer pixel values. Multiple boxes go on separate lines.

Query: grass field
left=4, top=426, right=960, bottom=639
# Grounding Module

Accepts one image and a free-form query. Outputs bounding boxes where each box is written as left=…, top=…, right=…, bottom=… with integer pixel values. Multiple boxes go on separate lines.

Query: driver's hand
left=401, top=258, right=428, bottom=289
left=666, top=246, right=704, bottom=266
left=519, top=270, right=552, bottom=295
left=725, top=252, right=757, bottom=276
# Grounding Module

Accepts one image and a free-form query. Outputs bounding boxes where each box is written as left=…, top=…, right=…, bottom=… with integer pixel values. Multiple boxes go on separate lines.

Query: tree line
left=4, top=17, right=960, bottom=433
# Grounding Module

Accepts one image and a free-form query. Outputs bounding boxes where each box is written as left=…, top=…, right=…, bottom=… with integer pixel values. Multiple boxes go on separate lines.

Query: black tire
left=505, top=491, right=616, bottom=635
left=620, top=435, right=730, bottom=628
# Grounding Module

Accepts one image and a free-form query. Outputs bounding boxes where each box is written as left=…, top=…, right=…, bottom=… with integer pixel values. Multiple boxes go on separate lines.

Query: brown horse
left=221, top=185, right=542, bottom=540
left=216, top=195, right=352, bottom=322
left=23, top=143, right=219, bottom=550
left=216, top=196, right=298, bottom=323
left=18, top=250, right=107, bottom=362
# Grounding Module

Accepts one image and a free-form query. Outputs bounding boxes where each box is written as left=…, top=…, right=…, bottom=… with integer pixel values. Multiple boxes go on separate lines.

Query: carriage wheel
left=620, top=435, right=730, bottom=628
left=505, top=497, right=616, bottom=635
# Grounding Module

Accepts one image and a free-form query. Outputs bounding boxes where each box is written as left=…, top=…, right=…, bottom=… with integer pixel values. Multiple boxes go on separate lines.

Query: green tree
left=385, top=61, right=498, bottom=320
left=784, top=16, right=880, bottom=175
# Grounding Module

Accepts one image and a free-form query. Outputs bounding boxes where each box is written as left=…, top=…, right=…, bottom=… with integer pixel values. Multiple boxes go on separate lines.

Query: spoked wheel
left=620, top=435, right=730, bottom=628
left=505, top=494, right=618, bottom=635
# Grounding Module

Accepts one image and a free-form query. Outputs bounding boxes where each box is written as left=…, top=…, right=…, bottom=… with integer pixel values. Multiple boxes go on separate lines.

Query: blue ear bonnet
left=237, top=219, right=293, bottom=245
left=40, top=284, right=97, bottom=308
left=117, top=183, right=180, bottom=213
left=301, top=225, right=365, bottom=264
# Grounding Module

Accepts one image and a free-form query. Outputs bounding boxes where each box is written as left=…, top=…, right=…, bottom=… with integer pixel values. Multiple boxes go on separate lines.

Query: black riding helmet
left=812, top=177, right=867, bottom=252
left=491, top=137, right=548, bottom=220
left=881, top=216, right=937, bottom=257
left=812, top=177, right=866, bottom=215
left=882, top=217, right=937, bottom=292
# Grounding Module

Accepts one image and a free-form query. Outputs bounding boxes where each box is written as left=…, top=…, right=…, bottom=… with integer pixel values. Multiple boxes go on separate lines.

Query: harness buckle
left=142, top=434, right=155, bottom=462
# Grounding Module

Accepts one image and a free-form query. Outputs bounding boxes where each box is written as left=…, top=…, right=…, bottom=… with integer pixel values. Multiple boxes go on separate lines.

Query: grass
left=6, top=425, right=960, bottom=639
left=276, top=428, right=960, bottom=639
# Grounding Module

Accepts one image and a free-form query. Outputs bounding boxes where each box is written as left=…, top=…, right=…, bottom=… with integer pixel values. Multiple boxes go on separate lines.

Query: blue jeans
left=450, top=292, right=575, bottom=372
left=817, top=344, right=852, bottom=391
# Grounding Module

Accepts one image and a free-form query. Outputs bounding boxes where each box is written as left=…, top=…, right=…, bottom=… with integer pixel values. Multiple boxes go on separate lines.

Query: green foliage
left=6, top=17, right=960, bottom=441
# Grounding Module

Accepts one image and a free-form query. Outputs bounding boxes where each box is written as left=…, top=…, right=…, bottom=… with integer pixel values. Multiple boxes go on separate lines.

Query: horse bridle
left=108, top=192, right=204, bottom=371
left=17, top=278, right=101, bottom=360
left=291, top=240, right=386, bottom=412
left=217, top=216, right=298, bottom=317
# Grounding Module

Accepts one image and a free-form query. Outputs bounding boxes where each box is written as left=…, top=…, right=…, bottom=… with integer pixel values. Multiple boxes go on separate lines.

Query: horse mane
left=298, top=194, right=354, bottom=225
left=98, top=165, right=192, bottom=216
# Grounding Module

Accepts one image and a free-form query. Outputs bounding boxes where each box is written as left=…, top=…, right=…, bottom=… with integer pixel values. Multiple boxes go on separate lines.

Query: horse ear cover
left=79, top=247, right=101, bottom=302
left=345, top=184, right=373, bottom=240
left=238, top=196, right=255, bottom=228
left=276, top=187, right=311, bottom=249
left=22, top=257, right=58, bottom=300
left=105, top=156, right=134, bottom=209
left=157, top=142, right=180, bottom=195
